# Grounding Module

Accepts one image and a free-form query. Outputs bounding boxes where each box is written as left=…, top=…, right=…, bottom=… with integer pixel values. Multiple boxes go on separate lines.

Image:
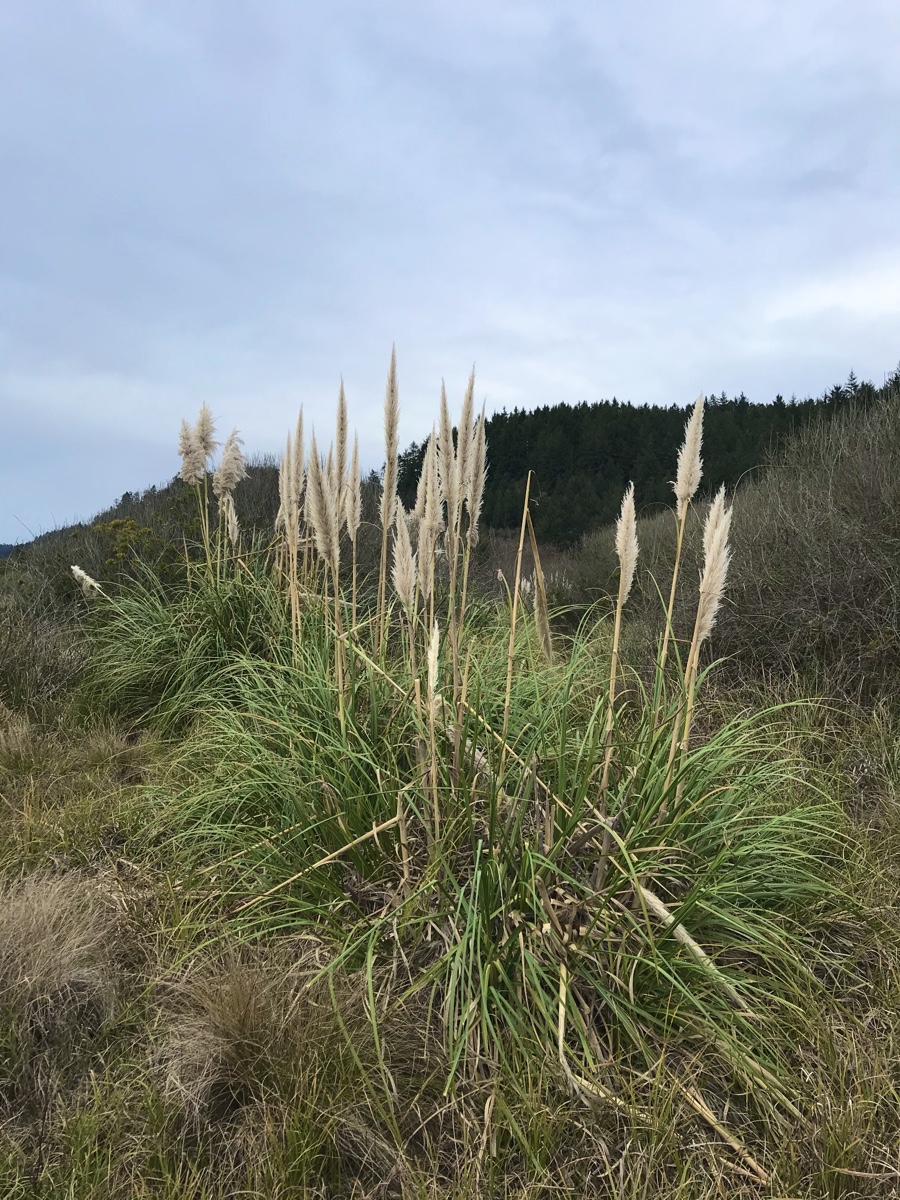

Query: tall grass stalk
left=377, top=348, right=399, bottom=654
left=659, top=393, right=704, bottom=678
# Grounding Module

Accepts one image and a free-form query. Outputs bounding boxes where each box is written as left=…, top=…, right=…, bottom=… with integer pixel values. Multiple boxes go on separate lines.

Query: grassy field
left=1, top=375, right=898, bottom=1197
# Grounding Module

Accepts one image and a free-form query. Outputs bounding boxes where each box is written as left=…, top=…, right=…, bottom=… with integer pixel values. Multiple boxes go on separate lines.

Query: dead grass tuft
left=0, top=871, right=120, bottom=1134
left=0, top=872, right=118, bottom=1045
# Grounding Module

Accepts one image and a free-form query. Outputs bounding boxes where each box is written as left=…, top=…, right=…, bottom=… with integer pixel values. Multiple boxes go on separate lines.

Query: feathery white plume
left=414, top=433, right=432, bottom=521
left=213, top=429, right=247, bottom=498
left=335, top=381, right=347, bottom=526
left=380, top=347, right=399, bottom=531
left=467, top=406, right=487, bottom=545
left=615, top=482, right=638, bottom=604
left=345, top=433, right=361, bottom=541
left=437, top=382, right=458, bottom=529
left=674, top=394, right=705, bottom=518
left=456, top=369, right=475, bottom=507
left=71, top=564, right=103, bottom=598
left=392, top=497, right=417, bottom=609
left=178, top=419, right=206, bottom=484
left=696, top=485, right=732, bottom=645
left=292, top=409, right=305, bottom=508
left=194, top=403, right=218, bottom=459
left=307, top=434, right=340, bottom=575
left=220, top=493, right=241, bottom=547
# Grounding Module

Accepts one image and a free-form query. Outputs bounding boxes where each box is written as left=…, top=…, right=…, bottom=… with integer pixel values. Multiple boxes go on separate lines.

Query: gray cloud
left=2, top=0, right=900, bottom=539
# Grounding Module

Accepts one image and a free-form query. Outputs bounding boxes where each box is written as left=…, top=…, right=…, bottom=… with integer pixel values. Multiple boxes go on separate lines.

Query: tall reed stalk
left=659, top=393, right=704, bottom=676
left=377, top=349, right=399, bottom=655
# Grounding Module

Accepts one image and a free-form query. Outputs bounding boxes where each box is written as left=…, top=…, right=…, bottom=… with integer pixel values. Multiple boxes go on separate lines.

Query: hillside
left=399, top=371, right=883, bottom=543
left=10, top=370, right=886, bottom=595
left=0, top=374, right=898, bottom=1196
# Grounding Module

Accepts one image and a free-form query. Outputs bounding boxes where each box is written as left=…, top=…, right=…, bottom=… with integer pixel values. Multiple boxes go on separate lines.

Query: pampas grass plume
left=467, top=406, right=487, bottom=545
left=276, top=432, right=294, bottom=536
left=414, top=432, right=433, bottom=521
left=696, top=485, right=732, bottom=644
left=194, top=403, right=218, bottom=459
left=71, top=564, right=103, bottom=598
left=292, top=410, right=305, bottom=506
left=335, top=381, right=347, bottom=524
left=437, top=382, right=458, bottom=525
left=345, top=433, right=361, bottom=540
left=392, top=498, right=417, bottom=609
left=221, top=494, right=240, bottom=547
left=457, top=370, right=475, bottom=506
left=615, top=483, right=638, bottom=603
left=674, top=394, right=704, bottom=518
left=380, top=348, right=399, bottom=531
left=307, top=434, right=340, bottom=575
left=178, top=419, right=206, bottom=485
left=213, top=429, right=247, bottom=499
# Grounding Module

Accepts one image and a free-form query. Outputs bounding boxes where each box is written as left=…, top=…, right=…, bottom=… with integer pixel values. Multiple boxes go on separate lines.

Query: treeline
left=10, top=369, right=893, bottom=587
left=398, top=371, right=886, bottom=544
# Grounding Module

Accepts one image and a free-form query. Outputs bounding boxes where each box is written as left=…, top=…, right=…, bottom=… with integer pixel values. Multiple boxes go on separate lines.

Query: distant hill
left=0, top=544, right=19, bottom=560
left=12, top=368, right=896, bottom=596
left=398, top=371, right=889, bottom=544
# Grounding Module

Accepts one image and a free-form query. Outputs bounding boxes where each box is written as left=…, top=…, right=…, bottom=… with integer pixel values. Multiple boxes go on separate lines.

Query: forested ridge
left=398, top=371, right=884, bottom=543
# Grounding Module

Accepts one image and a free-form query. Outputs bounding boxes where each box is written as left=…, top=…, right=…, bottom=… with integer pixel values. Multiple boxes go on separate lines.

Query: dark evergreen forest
left=397, top=372, right=882, bottom=544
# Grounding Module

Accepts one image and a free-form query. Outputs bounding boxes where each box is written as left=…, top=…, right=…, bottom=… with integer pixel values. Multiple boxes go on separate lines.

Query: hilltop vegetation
left=7, top=369, right=887, bottom=590
left=0, top=363, right=898, bottom=1197
left=399, top=371, right=883, bottom=543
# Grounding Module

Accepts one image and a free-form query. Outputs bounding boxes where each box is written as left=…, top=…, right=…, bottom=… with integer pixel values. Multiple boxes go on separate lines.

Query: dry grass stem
left=335, top=380, right=348, bottom=525
left=659, top=394, right=706, bottom=678
left=377, top=347, right=400, bottom=649
left=346, top=432, right=361, bottom=627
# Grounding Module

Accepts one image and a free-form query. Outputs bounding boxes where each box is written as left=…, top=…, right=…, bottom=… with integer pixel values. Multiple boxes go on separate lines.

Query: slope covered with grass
left=1, top=365, right=899, bottom=1197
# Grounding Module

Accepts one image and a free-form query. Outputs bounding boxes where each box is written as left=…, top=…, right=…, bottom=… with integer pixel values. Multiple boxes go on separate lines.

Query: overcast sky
left=2, top=1, right=899, bottom=541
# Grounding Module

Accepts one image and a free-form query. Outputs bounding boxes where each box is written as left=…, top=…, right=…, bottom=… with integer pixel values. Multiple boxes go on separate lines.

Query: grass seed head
left=307, top=433, right=340, bottom=575
left=335, top=380, right=348, bottom=524
left=674, top=393, right=705, bottom=518
left=392, top=497, right=417, bottom=609
left=212, top=429, right=248, bottom=499
left=380, top=347, right=399, bottom=531
left=292, top=409, right=305, bottom=505
left=194, top=403, right=219, bottom=459
left=696, top=484, right=732, bottom=644
left=221, top=493, right=240, bottom=547
left=456, top=369, right=475, bottom=508
left=178, top=418, right=207, bottom=484
left=467, top=405, right=488, bottom=545
left=345, top=432, right=361, bottom=540
left=71, top=564, right=103, bottom=598
left=414, top=432, right=432, bottom=520
left=615, top=482, right=639, bottom=603
left=437, top=382, right=459, bottom=529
